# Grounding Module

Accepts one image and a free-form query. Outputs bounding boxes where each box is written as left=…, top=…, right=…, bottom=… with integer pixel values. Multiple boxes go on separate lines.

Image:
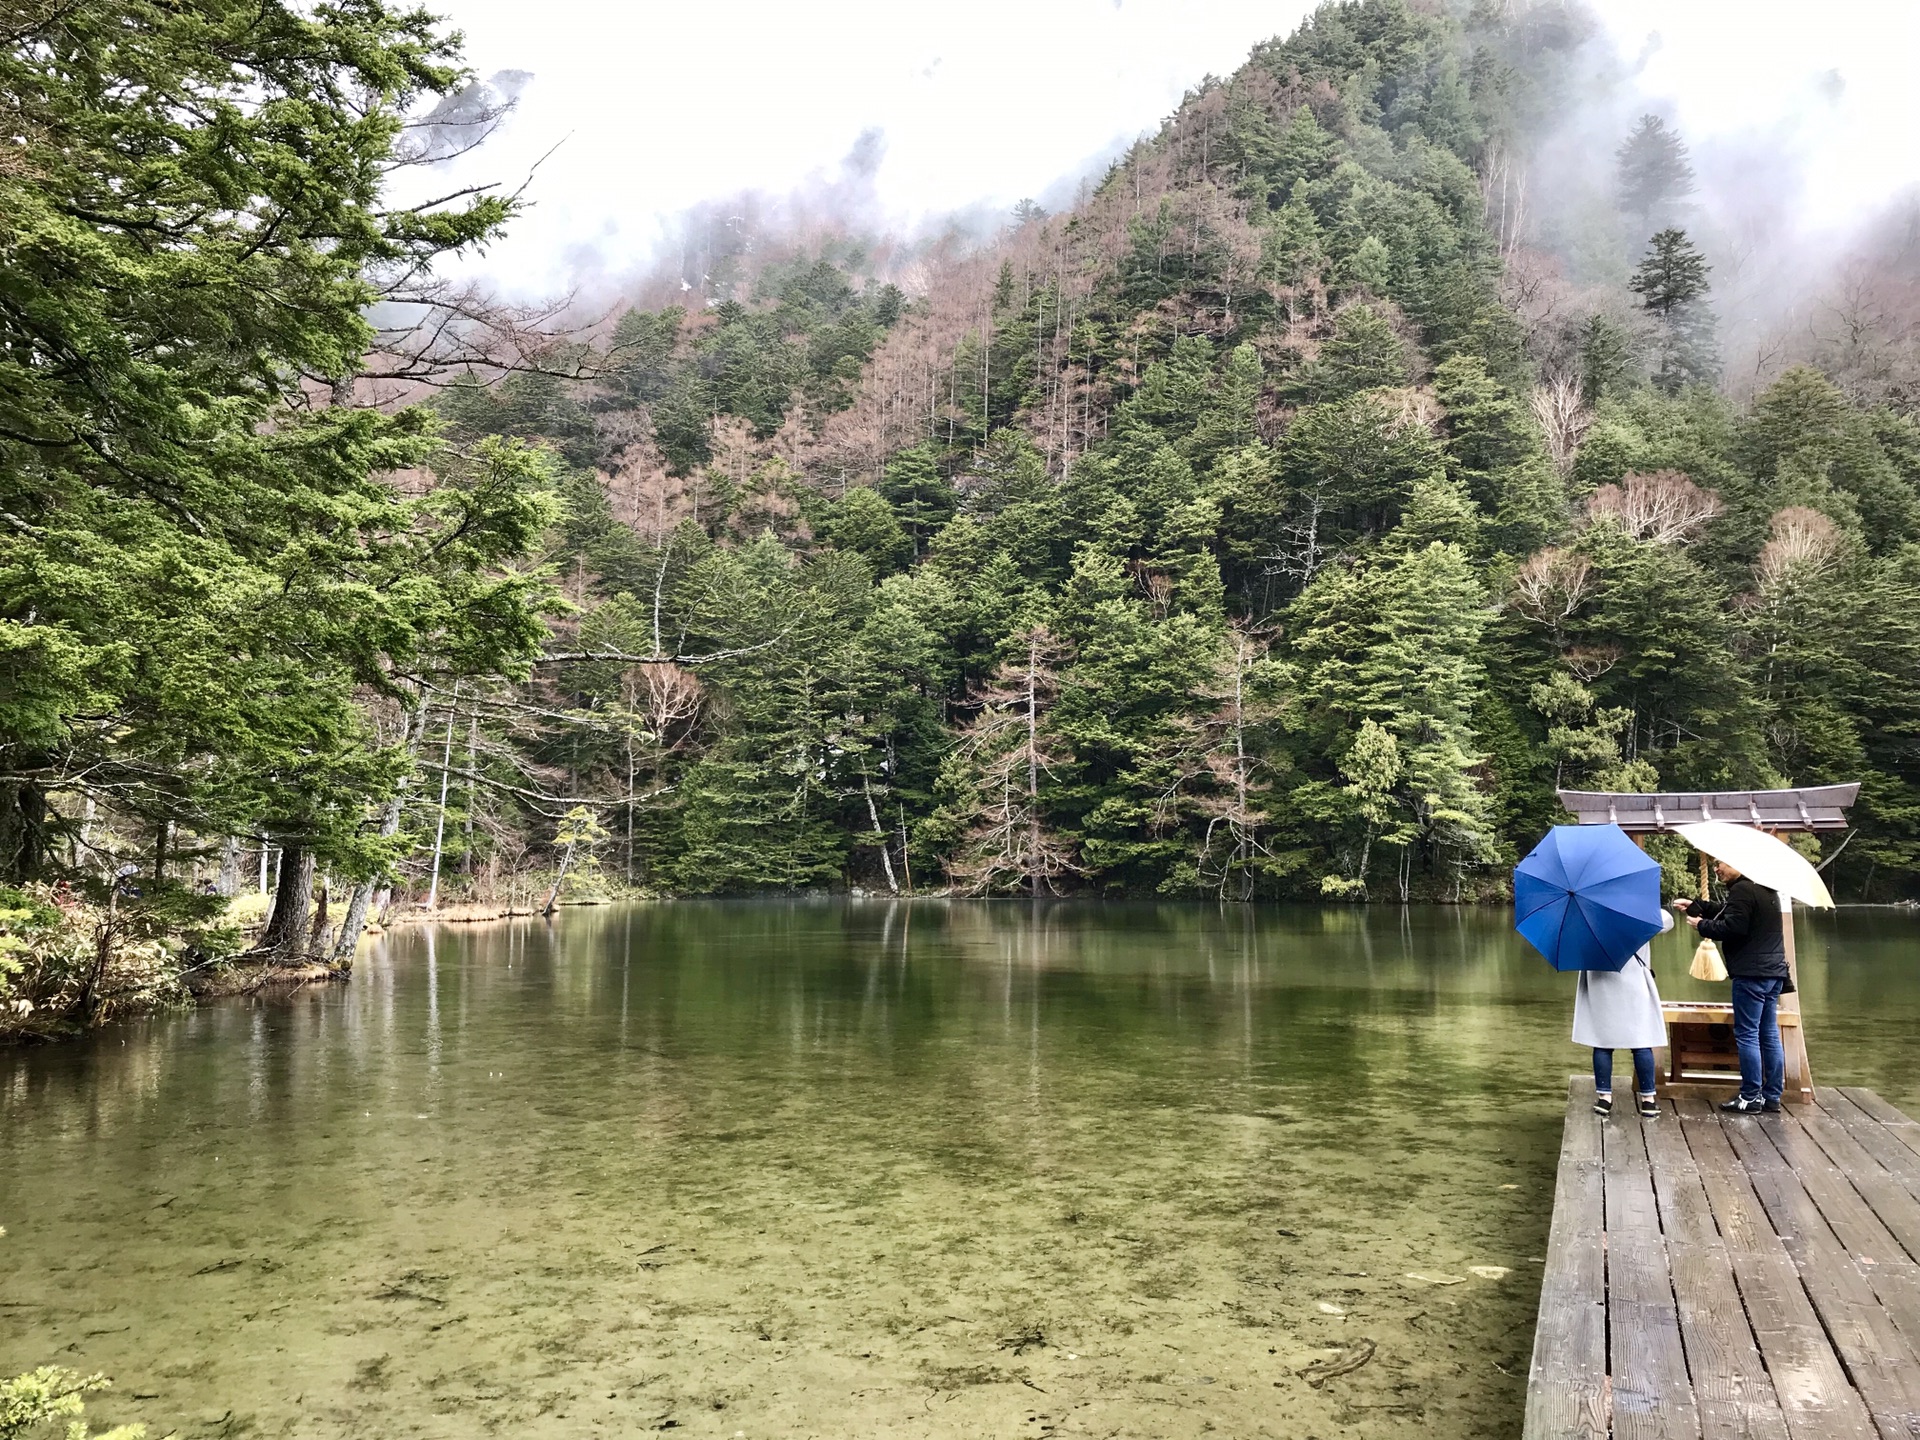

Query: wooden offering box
left=1661, top=999, right=1806, bottom=1099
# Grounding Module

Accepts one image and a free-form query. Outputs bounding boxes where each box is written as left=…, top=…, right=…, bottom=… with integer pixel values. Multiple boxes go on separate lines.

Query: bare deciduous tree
left=1509, top=547, right=1595, bottom=642
left=1530, top=373, right=1591, bottom=474
left=1755, top=506, right=1843, bottom=591
left=1190, top=627, right=1288, bottom=900
left=1583, top=469, right=1723, bottom=545
left=1565, top=646, right=1624, bottom=684
left=943, top=627, right=1080, bottom=897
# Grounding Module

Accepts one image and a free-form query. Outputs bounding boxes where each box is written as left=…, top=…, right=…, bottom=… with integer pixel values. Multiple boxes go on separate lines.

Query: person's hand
left=1671, top=898, right=1693, bottom=913
left=1684, top=913, right=1702, bottom=929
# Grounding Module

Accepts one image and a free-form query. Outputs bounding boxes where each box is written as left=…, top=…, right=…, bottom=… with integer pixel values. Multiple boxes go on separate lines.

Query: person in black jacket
left=1674, top=861, right=1788, bottom=1114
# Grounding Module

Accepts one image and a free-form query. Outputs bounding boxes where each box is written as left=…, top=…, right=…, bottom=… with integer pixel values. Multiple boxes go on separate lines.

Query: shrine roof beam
left=1555, top=784, right=1859, bottom=834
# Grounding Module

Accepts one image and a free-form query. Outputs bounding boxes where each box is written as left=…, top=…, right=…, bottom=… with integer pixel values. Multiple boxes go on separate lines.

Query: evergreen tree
left=606, top=308, right=685, bottom=405
left=1264, top=392, right=1447, bottom=584
left=1616, top=115, right=1696, bottom=237
left=1560, top=524, right=1766, bottom=787
left=1288, top=538, right=1495, bottom=895
left=822, top=489, right=914, bottom=575
left=1740, top=369, right=1920, bottom=550
left=1186, top=344, right=1265, bottom=468
left=670, top=542, right=867, bottom=892
left=1578, top=314, right=1639, bottom=405
left=1432, top=354, right=1562, bottom=549
left=1630, top=229, right=1718, bottom=394
left=1265, top=185, right=1329, bottom=305
left=1301, top=718, right=1415, bottom=899
left=1528, top=671, right=1653, bottom=793
left=877, top=446, right=959, bottom=555
left=1295, top=304, right=1409, bottom=401
left=1049, top=549, right=1221, bottom=888
left=0, top=0, right=552, bottom=889
left=1271, top=106, right=1341, bottom=197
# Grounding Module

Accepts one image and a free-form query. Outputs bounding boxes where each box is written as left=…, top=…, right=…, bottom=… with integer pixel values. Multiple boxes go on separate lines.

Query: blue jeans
left=1593, top=1047, right=1657, bottom=1096
left=1731, top=977, right=1787, bottom=1104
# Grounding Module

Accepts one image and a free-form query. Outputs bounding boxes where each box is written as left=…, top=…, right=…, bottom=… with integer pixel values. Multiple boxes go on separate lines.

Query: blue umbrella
left=1514, top=824, right=1665, bottom=972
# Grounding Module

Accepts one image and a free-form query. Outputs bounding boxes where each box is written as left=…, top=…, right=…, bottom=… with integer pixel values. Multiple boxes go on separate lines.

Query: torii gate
left=1556, top=784, right=1859, bottom=1105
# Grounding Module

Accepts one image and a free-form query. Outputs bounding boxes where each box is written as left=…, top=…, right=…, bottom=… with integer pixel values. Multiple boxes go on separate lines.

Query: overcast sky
left=422, top=0, right=1920, bottom=296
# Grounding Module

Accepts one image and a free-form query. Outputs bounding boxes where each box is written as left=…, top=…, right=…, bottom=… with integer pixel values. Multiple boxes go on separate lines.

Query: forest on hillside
left=6, top=0, right=1920, bottom=1029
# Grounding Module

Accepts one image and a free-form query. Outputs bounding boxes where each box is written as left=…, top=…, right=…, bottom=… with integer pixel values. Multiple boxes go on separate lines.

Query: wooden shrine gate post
left=1776, top=887, right=1813, bottom=1103
left=1556, top=784, right=1858, bottom=1107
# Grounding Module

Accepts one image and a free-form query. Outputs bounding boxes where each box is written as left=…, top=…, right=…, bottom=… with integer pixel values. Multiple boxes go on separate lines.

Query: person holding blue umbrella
left=1572, top=910, right=1672, bottom=1117
left=1515, top=823, right=1671, bottom=1119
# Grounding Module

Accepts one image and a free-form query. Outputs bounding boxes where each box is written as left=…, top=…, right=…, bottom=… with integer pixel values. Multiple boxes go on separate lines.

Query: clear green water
left=3, top=902, right=1916, bottom=1439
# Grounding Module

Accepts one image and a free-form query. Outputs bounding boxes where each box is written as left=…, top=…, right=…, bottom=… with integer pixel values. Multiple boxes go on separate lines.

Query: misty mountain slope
left=434, top=0, right=1920, bottom=902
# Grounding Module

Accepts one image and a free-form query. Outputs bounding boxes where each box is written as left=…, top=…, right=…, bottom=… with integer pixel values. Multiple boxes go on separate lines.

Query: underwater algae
left=4, top=901, right=1915, bottom=1437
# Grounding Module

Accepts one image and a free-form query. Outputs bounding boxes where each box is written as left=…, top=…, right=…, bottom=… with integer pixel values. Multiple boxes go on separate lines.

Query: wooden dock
left=1525, top=1079, right=1920, bottom=1440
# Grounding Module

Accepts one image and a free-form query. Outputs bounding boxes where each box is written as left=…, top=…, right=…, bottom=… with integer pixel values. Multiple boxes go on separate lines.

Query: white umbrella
left=1675, top=821, right=1835, bottom=909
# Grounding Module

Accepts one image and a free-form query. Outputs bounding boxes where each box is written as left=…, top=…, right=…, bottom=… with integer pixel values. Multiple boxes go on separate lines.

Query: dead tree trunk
left=541, top=840, right=577, bottom=917
left=1026, top=637, right=1042, bottom=900
left=425, top=697, right=457, bottom=909
left=863, top=772, right=899, bottom=894
left=461, top=710, right=478, bottom=874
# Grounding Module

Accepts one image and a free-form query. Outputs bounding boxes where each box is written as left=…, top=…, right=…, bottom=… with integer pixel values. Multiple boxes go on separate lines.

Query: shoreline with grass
left=0, top=874, right=625, bottom=1044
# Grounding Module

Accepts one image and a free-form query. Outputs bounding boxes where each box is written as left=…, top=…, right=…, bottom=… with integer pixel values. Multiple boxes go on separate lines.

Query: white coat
left=1571, top=910, right=1672, bottom=1051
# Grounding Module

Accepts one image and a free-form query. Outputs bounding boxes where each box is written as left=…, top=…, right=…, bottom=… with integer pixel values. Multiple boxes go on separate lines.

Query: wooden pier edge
left=1523, top=1077, right=1920, bottom=1440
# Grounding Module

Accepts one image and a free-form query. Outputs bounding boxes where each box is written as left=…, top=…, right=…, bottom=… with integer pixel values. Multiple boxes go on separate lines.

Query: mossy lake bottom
left=4, top=901, right=1918, bottom=1439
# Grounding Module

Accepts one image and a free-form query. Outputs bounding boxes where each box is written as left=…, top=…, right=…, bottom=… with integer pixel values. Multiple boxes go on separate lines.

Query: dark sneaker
left=1761, top=1100, right=1783, bottom=1114
left=1638, top=1096, right=1660, bottom=1119
left=1719, top=1096, right=1763, bottom=1115
left=1592, top=1094, right=1613, bottom=1117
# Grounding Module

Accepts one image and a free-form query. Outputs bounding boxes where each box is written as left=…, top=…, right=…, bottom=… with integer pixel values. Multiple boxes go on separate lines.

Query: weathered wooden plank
left=1837, top=1087, right=1920, bottom=1129
left=1715, top=1106, right=1920, bottom=1440
left=1789, top=1107, right=1920, bottom=1263
left=1524, top=1078, right=1609, bottom=1440
left=1816, top=1090, right=1920, bottom=1202
left=1838, top=1087, right=1920, bottom=1162
left=1604, top=1103, right=1700, bottom=1440
left=1673, top=1096, right=1874, bottom=1439
left=1642, top=1100, right=1790, bottom=1440
left=1757, top=1114, right=1920, bottom=1373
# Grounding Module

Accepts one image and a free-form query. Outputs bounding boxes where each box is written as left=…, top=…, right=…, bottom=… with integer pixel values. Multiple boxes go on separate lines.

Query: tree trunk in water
left=259, top=846, right=314, bottom=957
left=331, top=815, right=405, bottom=963
left=332, top=703, right=425, bottom=963
left=542, top=841, right=577, bottom=917
left=307, top=875, right=330, bottom=955
left=898, top=805, right=914, bottom=895
left=331, top=881, right=375, bottom=966
left=625, top=676, right=637, bottom=884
